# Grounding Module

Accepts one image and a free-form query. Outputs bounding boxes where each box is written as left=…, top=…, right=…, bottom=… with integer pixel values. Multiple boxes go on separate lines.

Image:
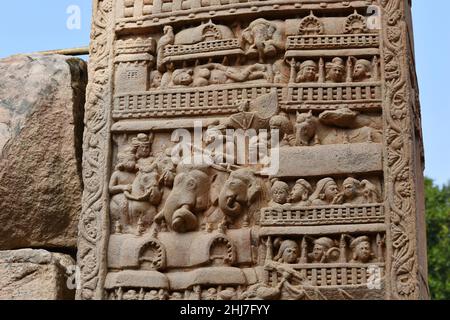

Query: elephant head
left=155, top=168, right=210, bottom=233
left=219, top=169, right=261, bottom=218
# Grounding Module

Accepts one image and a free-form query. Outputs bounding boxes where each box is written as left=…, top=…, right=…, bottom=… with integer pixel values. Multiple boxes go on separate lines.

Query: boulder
left=0, top=54, right=86, bottom=250
left=0, top=249, right=75, bottom=300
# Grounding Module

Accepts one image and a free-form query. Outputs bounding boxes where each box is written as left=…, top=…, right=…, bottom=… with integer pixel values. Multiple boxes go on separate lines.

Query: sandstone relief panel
left=78, top=0, right=428, bottom=300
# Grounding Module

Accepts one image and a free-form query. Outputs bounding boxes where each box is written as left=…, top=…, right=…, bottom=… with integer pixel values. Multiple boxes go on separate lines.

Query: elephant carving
left=218, top=169, right=261, bottom=220
left=241, top=19, right=285, bottom=63
left=155, top=168, right=210, bottom=233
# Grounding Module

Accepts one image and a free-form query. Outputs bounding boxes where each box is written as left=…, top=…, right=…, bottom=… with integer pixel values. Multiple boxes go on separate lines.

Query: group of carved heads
left=292, top=57, right=378, bottom=84
left=269, top=177, right=381, bottom=207
left=273, top=233, right=385, bottom=264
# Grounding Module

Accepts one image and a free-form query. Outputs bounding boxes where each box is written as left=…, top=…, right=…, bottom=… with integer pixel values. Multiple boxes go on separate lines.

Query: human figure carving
left=150, top=70, right=163, bottom=89
left=122, top=290, right=138, bottom=300
left=109, top=151, right=136, bottom=229
left=171, top=68, right=194, bottom=87
left=269, top=112, right=294, bottom=147
left=206, top=63, right=270, bottom=84
left=269, top=180, right=290, bottom=208
left=350, top=236, right=376, bottom=263
left=273, top=59, right=290, bottom=84
left=308, top=237, right=338, bottom=263
left=309, top=178, right=342, bottom=206
left=353, top=59, right=373, bottom=82
left=326, top=57, right=345, bottom=83
left=289, top=179, right=312, bottom=206
left=202, top=288, right=218, bottom=300
left=131, top=133, right=155, bottom=168
left=296, top=60, right=318, bottom=83
left=338, top=177, right=365, bottom=205
left=124, top=162, right=162, bottom=229
left=274, top=239, right=300, bottom=264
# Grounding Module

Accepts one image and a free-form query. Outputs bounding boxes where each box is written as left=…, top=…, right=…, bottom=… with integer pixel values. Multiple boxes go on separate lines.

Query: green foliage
left=425, top=177, right=450, bottom=300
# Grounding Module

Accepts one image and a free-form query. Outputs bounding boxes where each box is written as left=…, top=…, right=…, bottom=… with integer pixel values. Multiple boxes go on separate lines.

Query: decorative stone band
left=105, top=267, right=249, bottom=292
left=261, top=203, right=385, bottom=227
left=275, top=143, right=383, bottom=178
left=115, top=0, right=371, bottom=31
left=163, top=39, right=243, bottom=60
left=283, top=82, right=382, bottom=111
left=268, top=262, right=385, bottom=287
left=113, top=83, right=381, bottom=119
left=286, top=34, right=380, bottom=50
left=113, top=83, right=282, bottom=119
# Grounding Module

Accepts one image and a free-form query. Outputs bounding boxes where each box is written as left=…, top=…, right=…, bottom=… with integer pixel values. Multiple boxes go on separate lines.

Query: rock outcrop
left=0, top=249, right=75, bottom=300
left=0, top=54, right=86, bottom=250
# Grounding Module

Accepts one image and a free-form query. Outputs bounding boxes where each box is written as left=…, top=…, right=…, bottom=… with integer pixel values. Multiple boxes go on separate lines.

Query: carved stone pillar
left=78, top=0, right=428, bottom=300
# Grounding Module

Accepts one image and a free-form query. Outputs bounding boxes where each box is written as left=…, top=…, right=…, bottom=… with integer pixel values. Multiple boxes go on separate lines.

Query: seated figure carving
left=124, top=161, right=162, bottom=230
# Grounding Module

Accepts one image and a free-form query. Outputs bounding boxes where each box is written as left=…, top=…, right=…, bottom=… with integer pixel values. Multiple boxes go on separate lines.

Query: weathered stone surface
left=0, top=54, right=86, bottom=250
left=0, top=249, right=75, bottom=300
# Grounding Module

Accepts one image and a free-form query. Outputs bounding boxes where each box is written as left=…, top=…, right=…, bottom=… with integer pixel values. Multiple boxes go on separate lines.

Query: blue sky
left=0, top=1, right=448, bottom=185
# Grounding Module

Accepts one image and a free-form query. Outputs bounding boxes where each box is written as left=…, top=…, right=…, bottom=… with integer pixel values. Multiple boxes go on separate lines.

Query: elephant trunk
left=219, top=193, right=243, bottom=217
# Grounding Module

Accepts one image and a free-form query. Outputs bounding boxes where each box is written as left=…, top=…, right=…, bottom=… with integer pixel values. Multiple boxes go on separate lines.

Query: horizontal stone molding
left=275, top=143, right=383, bottom=178
left=259, top=223, right=386, bottom=236
left=261, top=203, right=385, bottom=227
left=115, top=0, right=371, bottom=32
left=286, top=34, right=380, bottom=50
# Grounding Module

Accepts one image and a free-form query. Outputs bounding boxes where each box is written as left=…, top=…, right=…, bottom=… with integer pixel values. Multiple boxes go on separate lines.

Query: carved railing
left=286, top=34, right=380, bottom=50
left=164, top=39, right=242, bottom=58
left=282, top=82, right=382, bottom=111
left=113, top=84, right=283, bottom=119
left=269, top=263, right=385, bottom=287
left=260, top=204, right=385, bottom=226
